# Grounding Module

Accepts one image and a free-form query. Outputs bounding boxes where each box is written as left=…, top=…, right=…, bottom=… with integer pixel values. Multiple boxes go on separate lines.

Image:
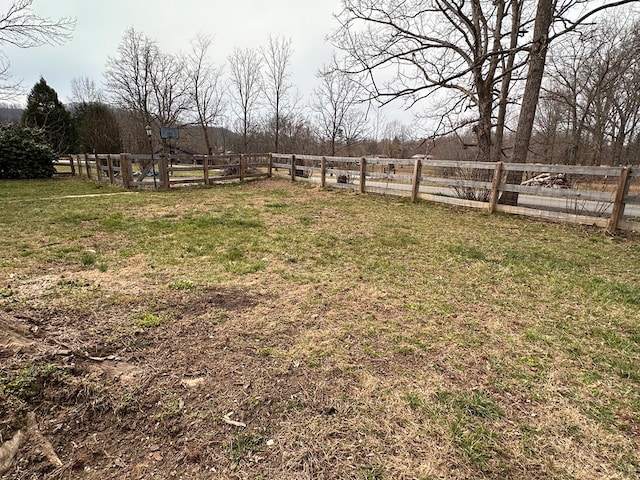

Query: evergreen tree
left=21, top=77, right=77, bottom=153
left=73, top=102, right=122, bottom=153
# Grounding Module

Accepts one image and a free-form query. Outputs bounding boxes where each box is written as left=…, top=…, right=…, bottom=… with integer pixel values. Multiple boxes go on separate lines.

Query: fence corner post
left=120, top=154, right=131, bottom=189
left=159, top=155, right=169, bottom=189
left=607, top=166, right=631, bottom=233
left=411, top=158, right=422, bottom=202
left=489, top=162, right=503, bottom=213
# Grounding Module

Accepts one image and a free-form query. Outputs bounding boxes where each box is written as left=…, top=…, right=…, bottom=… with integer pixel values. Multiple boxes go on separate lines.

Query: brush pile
left=521, top=172, right=570, bottom=188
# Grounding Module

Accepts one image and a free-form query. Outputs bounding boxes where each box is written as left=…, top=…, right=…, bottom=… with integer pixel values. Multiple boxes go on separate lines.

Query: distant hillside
left=0, top=106, right=23, bottom=123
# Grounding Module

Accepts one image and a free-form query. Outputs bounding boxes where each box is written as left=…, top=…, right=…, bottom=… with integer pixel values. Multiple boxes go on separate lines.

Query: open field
left=1, top=177, right=639, bottom=479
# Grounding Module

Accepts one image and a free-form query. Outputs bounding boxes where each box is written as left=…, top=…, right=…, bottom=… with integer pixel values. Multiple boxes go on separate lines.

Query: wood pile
left=521, top=172, right=570, bottom=188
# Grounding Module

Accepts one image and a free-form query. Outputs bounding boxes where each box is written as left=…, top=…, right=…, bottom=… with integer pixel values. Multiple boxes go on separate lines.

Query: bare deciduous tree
left=150, top=49, right=190, bottom=128
left=228, top=47, right=262, bottom=153
left=104, top=28, right=190, bottom=150
left=261, top=35, right=297, bottom=153
left=70, top=76, right=104, bottom=105
left=186, top=34, right=226, bottom=155
left=538, top=17, right=640, bottom=166
left=312, top=68, right=366, bottom=156
left=104, top=28, right=156, bottom=125
left=0, top=0, right=75, bottom=100
left=331, top=0, right=535, bottom=163
left=0, top=0, right=74, bottom=48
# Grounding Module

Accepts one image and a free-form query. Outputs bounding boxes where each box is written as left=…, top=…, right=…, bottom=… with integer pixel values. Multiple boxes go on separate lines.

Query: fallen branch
left=222, top=412, right=246, bottom=428
left=0, top=430, right=25, bottom=476
left=27, top=413, right=63, bottom=468
left=0, top=413, right=63, bottom=476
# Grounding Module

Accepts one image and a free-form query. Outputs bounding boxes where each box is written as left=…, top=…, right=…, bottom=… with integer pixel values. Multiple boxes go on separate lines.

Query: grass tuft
left=230, top=434, right=264, bottom=464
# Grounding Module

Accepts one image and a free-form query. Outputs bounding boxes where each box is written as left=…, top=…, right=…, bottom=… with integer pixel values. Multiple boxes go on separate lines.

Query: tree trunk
left=492, top=0, right=522, bottom=164
left=202, top=126, right=213, bottom=156
left=501, top=0, right=554, bottom=205
left=476, top=87, right=493, bottom=163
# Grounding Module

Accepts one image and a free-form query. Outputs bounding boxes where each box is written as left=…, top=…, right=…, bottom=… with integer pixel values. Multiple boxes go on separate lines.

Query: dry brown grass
left=0, top=177, right=638, bottom=479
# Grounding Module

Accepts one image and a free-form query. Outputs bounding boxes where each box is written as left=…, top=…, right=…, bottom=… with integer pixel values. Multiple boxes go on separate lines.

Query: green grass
left=229, top=433, right=264, bottom=464
left=0, top=177, right=124, bottom=199
left=1, top=363, right=70, bottom=401
left=1, top=177, right=638, bottom=479
left=129, top=311, right=167, bottom=329
left=168, top=279, right=196, bottom=291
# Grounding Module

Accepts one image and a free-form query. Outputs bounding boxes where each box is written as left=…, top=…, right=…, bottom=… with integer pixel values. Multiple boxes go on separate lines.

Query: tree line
left=1, top=0, right=639, bottom=177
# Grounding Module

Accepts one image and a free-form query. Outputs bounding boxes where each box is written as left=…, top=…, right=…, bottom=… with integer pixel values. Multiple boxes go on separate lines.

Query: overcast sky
left=3, top=0, right=380, bottom=115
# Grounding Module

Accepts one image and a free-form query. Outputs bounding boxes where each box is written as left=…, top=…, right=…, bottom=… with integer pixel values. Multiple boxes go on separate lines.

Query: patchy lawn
left=1, top=177, right=638, bottom=479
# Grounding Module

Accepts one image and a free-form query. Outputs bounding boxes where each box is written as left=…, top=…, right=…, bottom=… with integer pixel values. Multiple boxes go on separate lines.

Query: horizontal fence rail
left=58, top=153, right=271, bottom=189
left=57, top=153, right=638, bottom=233
left=271, top=153, right=639, bottom=234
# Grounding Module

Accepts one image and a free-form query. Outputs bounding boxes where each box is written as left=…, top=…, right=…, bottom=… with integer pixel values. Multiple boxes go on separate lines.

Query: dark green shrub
left=0, top=124, right=56, bottom=179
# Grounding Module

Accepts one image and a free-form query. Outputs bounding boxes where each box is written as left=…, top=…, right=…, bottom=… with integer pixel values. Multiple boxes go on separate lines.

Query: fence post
left=239, top=154, right=245, bottom=181
left=320, top=156, right=327, bottom=188
left=83, top=153, right=91, bottom=178
left=75, top=155, right=83, bottom=178
left=290, top=155, right=296, bottom=182
left=107, top=155, right=114, bottom=184
left=203, top=155, right=210, bottom=185
left=411, top=158, right=422, bottom=202
left=159, top=155, right=170, bottom=189
left=268, top=153, right=273, bottom=178
left=607, top=167, right=631, bottom=233
left=488, top=162, right=503, bottom=213
left=359, top=157, right=367, bottom=194
left=120, top=154, right=131, bottom=188
left=94, top=154, right=102, bottom=183
left=69, top=155, right=76, bottom=176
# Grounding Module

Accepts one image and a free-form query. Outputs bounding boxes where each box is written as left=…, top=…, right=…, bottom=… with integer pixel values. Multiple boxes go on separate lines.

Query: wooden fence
left=57, top=153, right=639, bottom=233
left=270, top=153, right=639, bottom=233
left=58, top=153, right=271, bottom=189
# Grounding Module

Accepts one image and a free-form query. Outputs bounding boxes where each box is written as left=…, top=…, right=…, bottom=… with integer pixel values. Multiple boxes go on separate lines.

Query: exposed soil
left=1, top=265, right=436, bottom=480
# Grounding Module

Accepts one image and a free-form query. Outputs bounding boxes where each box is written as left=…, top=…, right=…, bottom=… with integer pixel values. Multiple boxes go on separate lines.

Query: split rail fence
left=58, top=153, right=639, bottom=233
left=59, top=153, right=270, bottom=189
